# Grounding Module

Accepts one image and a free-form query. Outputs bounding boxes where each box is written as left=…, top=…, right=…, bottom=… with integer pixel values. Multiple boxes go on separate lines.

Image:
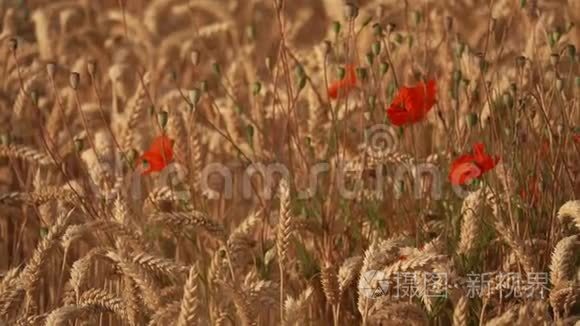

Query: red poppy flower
left=386, top=79, right=437, bottom=126
left=139, top=135, right=174, bottom=175
left=574, top=133, right=580, bottom=144
left=328, top=64, right=357, bottom=99
left=449, top=143, right=499, bottom=185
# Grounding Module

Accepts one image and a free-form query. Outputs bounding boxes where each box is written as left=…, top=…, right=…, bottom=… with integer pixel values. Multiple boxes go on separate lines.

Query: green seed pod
left=502, top=92, right=514, bottom=108
left=520, top=0, right=527, bottom=8
left=365, top=52, right=374, bottom=65
left=74, top=138, right=84, bottom=152
left=453, top=69, right=462, bottom=82
left=566, top=44, right=576, bottom=60
left=337, top=67, right=346, bottom=79
left=411, top=11, right=421, bottom=25
left=516, top=56, right=527, bottom=68
left=246, top=24, right=256, bottom=40
left=379, top=62, right=389, bottom=75
left=575, top=76, right=580, bottom=87
left=332, top=21, right=341, bottom=35
left=356, top=67, right=368, bottom=81
left=127, top=149, right=138, bottom=165
left=295, top=64, right=305, bottom=78
left=466, top=112, right=478, bottom=127
left=157, top=111, right=169, bottom=129
left=30, top=91, right=39, bottom=106
left=200, top=80, right=208, bottom=92
left=252, top=81, right=262, bottom=95
left=371, top=41, right=381, bottom=55
left=212, top=62, right=221, bottom=75
left=395, top=33, right=403, bottom=44
left=509, top=83, right=517, bottom=94
left=297, top=76, right=307, bottom=91
left=69, top=72, right=80, bottom=90
left=372, top=23, right=382, bottom=37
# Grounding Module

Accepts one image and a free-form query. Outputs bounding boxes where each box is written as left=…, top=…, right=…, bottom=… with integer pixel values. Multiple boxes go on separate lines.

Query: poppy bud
left=550, top=53, right=559, bottom=66
left=0, top=133, right=10, bottom=145
left=386, top=23, right=396, bottom=33
left=191, top=50, right=200, bottom=66
left=337, top=67, right=346, bottom=79
left=332, top=21, right=341, bottom=35
left=379, top=62, right=389, bottom=75
left=549, top=31, right=560, bottom=47
left=297, top=76, right=307, bottom=91
left=322, top=40, right=332, bottom=55
left=30, top=91, right=38, bottom=106
left=39, top=227, right=48, bottom=238
left=371, top=41, right=381, bottom=55
left=372, top=23, right=382, bottom=37
left=212, top=62, right=221, bottom=75
left=246, top=24, right=256, bottom=40
left=245, top=125, right=254, bottom=142
left=87, top=60, right=97, bottom=76
left=252, top=81, right=262, bottom=95
left=295, top=64, right=305, bottom=79
left=127, top=149, right=138, bottom=165
left=394, top=33, right=403, bottom=44
left=344, top=3, right=358, bottom=20
left=157, top=111, right=168, bottom=129
left=200, top=80, right=208, bottom=92
left=411, top=11, right=421, bottom=25
left=74, top=138, right=84, bottom=152
left=466, top=112, right=478, bottom=127
left=69, top=72, right=80, bottom=90
left=520, top=0, right=526, bottom=7
left=453, top=69, right=462, bottom=82
left=365, top=52, right=374, bottom=65
left=444, top=16, right=453, bottom=32
left=509, top=83, right=517, bottom=94
left=169, top=70, right=178, bottom=82
left=189, top=88, right=201, bottom=106
left=356, top=67, right=368, bottom=81
left=8, top=38, right=17, bottom=52
left=46, top=62, right=57, bottom=79
left=515, top=56, right=527, bottom=68
left=567, top=44, right=576, bottom=60
left=556, top=78, right=563, bottom=91
left=502, top=92, right=514, bottom=108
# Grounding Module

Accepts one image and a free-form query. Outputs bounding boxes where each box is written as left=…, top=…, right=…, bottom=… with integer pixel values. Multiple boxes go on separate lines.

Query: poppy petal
left=387, top=107, right=411, bottom=126
left=449, top=161, right=482, bottom=185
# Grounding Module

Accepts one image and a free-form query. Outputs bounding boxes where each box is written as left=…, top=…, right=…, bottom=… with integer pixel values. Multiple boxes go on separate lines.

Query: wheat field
left=0, top=0, right=579, bottom=325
